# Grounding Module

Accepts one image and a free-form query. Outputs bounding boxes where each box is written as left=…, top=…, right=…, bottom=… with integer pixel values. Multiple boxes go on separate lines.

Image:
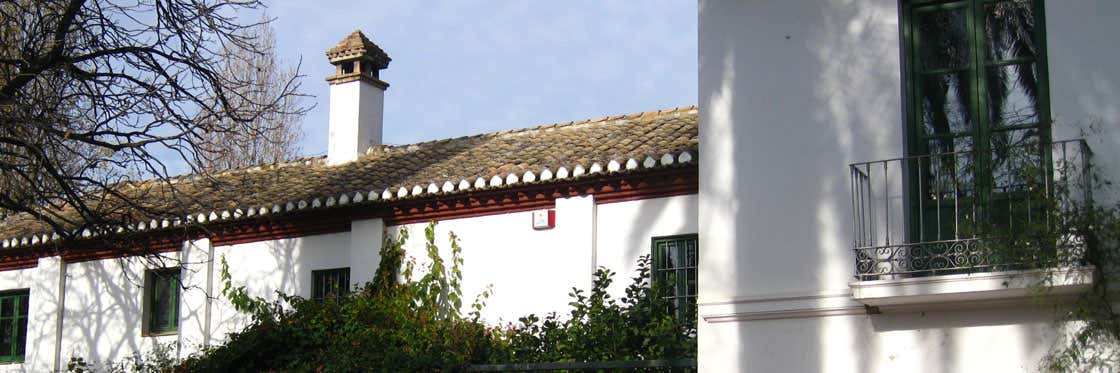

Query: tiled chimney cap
left=326, top=30, right=391, bottom=86
left=326, top=30, right=391, bottom=68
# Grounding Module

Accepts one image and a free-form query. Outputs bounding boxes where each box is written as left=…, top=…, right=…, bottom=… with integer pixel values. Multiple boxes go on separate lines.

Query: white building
left=3, top=1, right=1117, bottom=371
left=0, top=31, right=699, bottom=371
left=699, top=1, right=1118, bottom=372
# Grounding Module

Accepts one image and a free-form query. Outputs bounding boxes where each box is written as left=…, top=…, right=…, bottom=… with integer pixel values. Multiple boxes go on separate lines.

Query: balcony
left=847, top=139, right=1095, bottom=308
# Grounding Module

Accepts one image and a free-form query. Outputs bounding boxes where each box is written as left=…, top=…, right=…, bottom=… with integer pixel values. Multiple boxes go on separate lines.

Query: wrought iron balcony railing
left=849, top=139, right=1093, bottom=281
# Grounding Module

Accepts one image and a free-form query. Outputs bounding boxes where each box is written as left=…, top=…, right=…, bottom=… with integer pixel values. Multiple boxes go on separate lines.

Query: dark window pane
left=153, top=282, right=170, bottom=328
left=991, top=130, right=1043, bottom=192
left=922, top=137, right=979, bottom=240
left=312, top=268, right=350, bottom=300
left=920, top=72, right=973, bottom=135
left=986, top=63, right=1040, bottom=127
left=666, top=241, right=679, bottom=269
left=0, top=319, right=11, bottom=353
left=687, top=270, right=697, bottom=297
left=917, top=7, right=970, bottom=70
left=651, top=236, right=698, bottom=319
left=0, top=298, right=11, bottom=318
left=0, top=292, right=28, bottom=360
left=148, top=270, right=179, bottom=332
left=985, top=1, right=1037, bottom=61
left=169, top=276, right=179, bottom=323
left=925, top=137, right=977, bottom=199
left=990, top=130, right=1044, bottom=232
left=14, top=319, right=25, bottom=355
left=686, top=243, right=698, bottom=267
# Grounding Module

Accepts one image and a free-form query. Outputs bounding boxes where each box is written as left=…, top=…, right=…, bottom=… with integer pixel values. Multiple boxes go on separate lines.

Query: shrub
left=178, top=222, right=496, bottom=372
left=490, top=255, right=696, bottom=364
left=178, top=221, right=696, bottom=371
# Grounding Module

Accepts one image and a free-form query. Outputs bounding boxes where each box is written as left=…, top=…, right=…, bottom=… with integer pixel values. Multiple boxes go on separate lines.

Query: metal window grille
left=850, top=140, right=1092, bottom=280
left=652, top=235, right=698, bottom=318
left=312, top=268, right=350, bottom=300
left=0, top=290, right=28, bottom=362
left=146, top=268, right=180, bottom=334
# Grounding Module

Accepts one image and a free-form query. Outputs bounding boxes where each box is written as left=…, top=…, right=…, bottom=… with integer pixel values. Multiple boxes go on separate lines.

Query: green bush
left=179, top=222, right=497, bottom=372
left=178, top=221, right=696, bottom=371
left=491, top=255, right=696, bottom=364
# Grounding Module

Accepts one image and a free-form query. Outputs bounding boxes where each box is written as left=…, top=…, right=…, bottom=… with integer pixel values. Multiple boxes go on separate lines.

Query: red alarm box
left=532, top=209, right=555, bottom=230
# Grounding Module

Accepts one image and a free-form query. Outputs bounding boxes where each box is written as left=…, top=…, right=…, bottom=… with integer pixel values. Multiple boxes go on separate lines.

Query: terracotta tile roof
left=0, top=106, right=698, bottom=247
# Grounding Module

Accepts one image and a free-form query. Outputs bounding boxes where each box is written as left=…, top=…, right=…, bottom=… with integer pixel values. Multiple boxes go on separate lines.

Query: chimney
left=325, top=30, right=391, bottom=165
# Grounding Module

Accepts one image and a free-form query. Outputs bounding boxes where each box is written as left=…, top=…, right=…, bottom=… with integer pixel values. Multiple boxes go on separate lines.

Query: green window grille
left=902, top=0, right=1051, bottom=240
left=652, top=235, right=698, bottom=318
left=145, top=268, right=180, bottom=334
left=312, top=268, right=350, bottom=300
left=0, top=290, right=29, bottom=363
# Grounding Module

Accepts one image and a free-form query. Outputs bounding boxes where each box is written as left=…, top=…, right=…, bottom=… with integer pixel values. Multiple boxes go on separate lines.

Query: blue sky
left=265, top=1, right=697, bottom=157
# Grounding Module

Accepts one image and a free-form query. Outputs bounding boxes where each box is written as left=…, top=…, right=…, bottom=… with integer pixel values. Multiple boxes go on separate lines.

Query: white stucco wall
left=208, top=231, right=352, bottom=344
left=58, top=253, right=182, bottom=367
left=0, top=192, right=695, bottom=368
left=698, top=0, right=1120, bottom=372
left=595, top=195, right=699, bottom=297
left=387, top=194, right=698, bottom=324
left=1046, top=2, right=1120, bottom=202
left=388, top=206, right=592, bottom=325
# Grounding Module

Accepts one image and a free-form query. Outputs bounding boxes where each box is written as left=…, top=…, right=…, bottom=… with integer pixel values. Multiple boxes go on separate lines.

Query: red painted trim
left=592, top=169, right=698, bottom=205
left=383, top=189, right=557, bottom=225
left=0, top=232, right=189, bottom=268
left=0, top=165, right=697, bottom=265
left=382, top=165, right=697, bottom=225
left=59, top=233, right=184, bottom=264
left=209, top=215, right=353, bottom=246
left=0, top=257, right=38, bottom=271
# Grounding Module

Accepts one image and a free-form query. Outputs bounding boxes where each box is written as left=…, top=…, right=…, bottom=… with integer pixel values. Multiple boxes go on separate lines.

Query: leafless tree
left=197, top=16, right=304, bottom=172
left=0, top=0, right=309, bottom=240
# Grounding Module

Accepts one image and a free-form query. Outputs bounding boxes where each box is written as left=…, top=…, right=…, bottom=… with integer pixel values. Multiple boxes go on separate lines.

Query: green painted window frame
left=901, top=0, right=1052, bottom=241
left=144, top=268, right=180, bottom=335
left=312, top=267, right=350, bottom=301
left=0, top=290, right=29, bottom=363
left=651, top=234, right=698, bottom=319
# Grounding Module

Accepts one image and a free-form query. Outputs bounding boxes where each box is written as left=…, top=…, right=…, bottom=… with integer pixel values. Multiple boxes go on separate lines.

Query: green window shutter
left=312, top=268, right=350, bottom=300
left=0, top=290, right=29, bottom=362
left=146, top=268, right=180, bottom=334
left=651, top=235, right=698, bottom=319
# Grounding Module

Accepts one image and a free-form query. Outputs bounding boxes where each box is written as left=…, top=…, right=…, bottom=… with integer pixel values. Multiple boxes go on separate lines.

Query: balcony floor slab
left=849, top=266, right=1094, bottom=311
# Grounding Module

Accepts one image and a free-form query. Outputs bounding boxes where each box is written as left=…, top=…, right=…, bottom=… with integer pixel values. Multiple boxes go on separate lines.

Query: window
left=651, top=235, right=698, bottom=318
left=0, top=290, right=28, bottom=363
left=312, top=268, right=350, bottom=300
left=145, top=268, right=180, bottom=335
left=903, top=0, right=1051, bottom=241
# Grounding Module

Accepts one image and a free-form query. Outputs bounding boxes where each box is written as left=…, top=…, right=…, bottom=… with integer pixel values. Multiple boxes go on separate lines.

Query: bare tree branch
left=0, top=0, right=311, bottom=248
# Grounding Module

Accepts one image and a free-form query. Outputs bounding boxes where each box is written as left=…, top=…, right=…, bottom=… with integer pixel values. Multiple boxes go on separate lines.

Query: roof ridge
left=367, top=105, right=698, bottom=156
left=163, top=156, right=328, bottom=185
left=111, top=156, right=329, bottom=192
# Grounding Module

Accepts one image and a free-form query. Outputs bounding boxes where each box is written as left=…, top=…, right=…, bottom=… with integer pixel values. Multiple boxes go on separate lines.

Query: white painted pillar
left=23, top=256, right=65, bottom=372
left=556, top=195, right=597, bottom=289
left=179, top=238, right=213, bottom=354
left=350, top=218, right=385, bottom=288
